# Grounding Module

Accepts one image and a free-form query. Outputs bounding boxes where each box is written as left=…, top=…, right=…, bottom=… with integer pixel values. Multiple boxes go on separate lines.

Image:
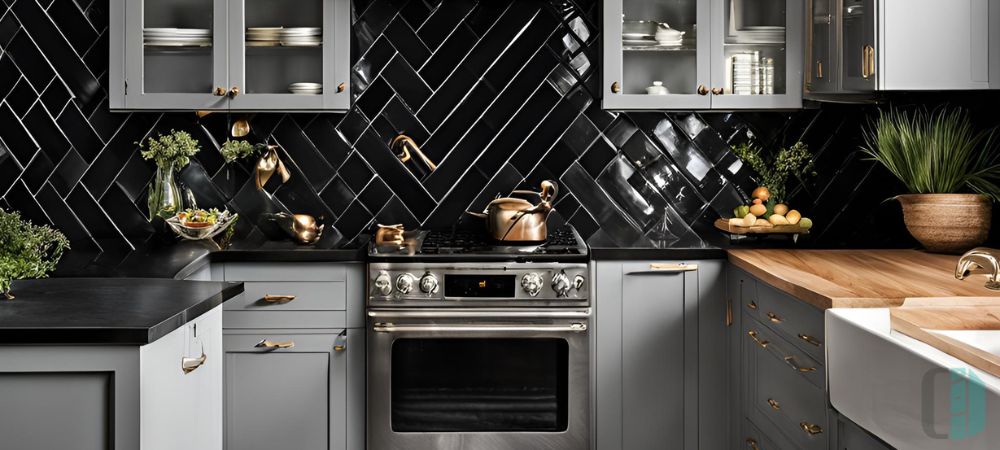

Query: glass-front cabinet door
left=841, top=0, right=877, bottom=91
left=602, top=0, right=712, bottom=109
left=805, top=0, right=837, bottom=94
left=123, top=0, right=230, bottom=109
left=228, top=0, right=350, bottom=110
left=708, top=0, right=803, bottom=108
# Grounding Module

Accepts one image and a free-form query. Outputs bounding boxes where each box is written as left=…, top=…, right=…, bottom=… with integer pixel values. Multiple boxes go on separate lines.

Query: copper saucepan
left=465, top=180, right=559, bottom=242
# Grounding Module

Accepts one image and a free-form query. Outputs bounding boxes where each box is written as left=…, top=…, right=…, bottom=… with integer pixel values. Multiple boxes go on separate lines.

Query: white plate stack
left=288, top=82, right=322, bottom=94
left=144, top=28, right=212, bottom=47
left=246, top=27, right=283, bottom=46
left=279, top=27, right=322, bottom=46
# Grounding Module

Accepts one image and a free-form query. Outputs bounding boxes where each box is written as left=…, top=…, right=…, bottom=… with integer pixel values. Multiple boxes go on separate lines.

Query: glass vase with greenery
left=0, top=209, right=70, bottom=299
left=140, top=130, right=201, bottom=220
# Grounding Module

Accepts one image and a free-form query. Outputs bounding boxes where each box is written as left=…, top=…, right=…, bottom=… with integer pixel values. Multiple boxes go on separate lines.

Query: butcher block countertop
left=727, top=249, right=1000, bottom=309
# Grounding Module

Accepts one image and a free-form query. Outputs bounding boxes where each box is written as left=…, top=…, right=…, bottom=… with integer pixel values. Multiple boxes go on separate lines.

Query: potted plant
left=0, top=209, right=70, bottom=299
left=139, top=130, right=201, bottom=220
left=862, top=107, right=1000, bottom=253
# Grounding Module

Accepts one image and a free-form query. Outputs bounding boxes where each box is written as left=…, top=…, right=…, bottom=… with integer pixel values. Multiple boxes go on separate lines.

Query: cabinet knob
left=711, top=87, right=724, bottom=95
left=697, top=84, right=709, bottom=96
left=334, top=330, right=347, bottom=352
left=229, top=86, right=241, bottom=98
left=611, top=81, right=621, bottom=93
left=214, top=87, right=227, bottom=96
left=745, top=438, right=761, bottom=450
left=337, top=82, right=346, bottom=93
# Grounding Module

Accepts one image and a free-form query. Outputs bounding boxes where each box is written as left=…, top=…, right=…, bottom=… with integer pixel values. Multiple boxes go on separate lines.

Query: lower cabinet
left=594, top=260, right=727, bottom=450
left=223, top=330, right=363, bottom=450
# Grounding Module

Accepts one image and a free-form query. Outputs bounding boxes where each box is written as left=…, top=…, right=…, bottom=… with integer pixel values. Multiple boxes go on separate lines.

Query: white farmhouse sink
left=826, top=308, right=1000, bottom=449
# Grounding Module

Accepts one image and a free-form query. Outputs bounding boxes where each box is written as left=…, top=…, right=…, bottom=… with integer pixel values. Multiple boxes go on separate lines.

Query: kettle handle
left=464, top=211, right=488, bottom=219
left=539, top=180, right=558, bottom=204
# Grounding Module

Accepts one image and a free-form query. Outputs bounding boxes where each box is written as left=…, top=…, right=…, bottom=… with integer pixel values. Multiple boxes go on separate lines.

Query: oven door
left=367, top=309, right=590, bottom=450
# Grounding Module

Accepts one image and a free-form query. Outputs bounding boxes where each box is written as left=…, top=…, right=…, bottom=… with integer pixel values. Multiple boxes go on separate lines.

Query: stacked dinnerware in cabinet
left=246, top=27, right=322, bottom=47
left=288, top=82, right=322, bottom=95
left=730, top=52, right=774, bottom=95
left=144, top=28, right=212, bottom=47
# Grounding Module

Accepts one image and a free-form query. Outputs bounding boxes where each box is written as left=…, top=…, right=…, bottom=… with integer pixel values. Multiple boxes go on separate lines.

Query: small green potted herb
left=139, top=130, right=201, bottom=221
left=0, top=209, right=70, bottom=299
left=220, top=139, right=265, bottom=163
left=862, top=107, right=1000, bottom=253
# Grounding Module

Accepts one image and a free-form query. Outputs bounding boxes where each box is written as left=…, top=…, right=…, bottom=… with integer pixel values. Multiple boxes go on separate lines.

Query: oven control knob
left=374, top=271, right=392, bottom=296
left=396, top=273, right=416, bottom=295
left=419, top=273, right=439, bottom=294
left=521, top=273, right=544, bottom=297
left=552, top=270, right=572, bottom=297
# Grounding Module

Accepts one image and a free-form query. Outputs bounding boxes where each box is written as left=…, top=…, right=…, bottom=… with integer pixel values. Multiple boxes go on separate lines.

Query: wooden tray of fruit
left=716, top=187, right=813, bottom=235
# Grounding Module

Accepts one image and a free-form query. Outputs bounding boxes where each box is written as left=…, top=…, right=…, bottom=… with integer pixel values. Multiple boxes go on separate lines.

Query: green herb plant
left=861, top=107, right=1000, bottom=200
left=221, top=139, right=266, bottom=164
left=0, top=209, right=70, bottom=299
left=731, top=141, right=815, bottom=203
left=139, top=129, right=201, bottom=170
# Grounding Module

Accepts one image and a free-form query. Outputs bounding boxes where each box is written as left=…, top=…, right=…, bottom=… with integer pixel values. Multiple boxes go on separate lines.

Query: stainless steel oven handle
left=372, top=322, right=588, bottom=333
left=368, top=309, right=591, bottom=319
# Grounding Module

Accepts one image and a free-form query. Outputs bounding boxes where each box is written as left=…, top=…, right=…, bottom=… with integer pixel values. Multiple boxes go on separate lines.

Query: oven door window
left=391, top=338, right=569, bottom=432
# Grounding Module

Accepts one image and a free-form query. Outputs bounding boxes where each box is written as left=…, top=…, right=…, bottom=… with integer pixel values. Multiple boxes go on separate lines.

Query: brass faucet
left=955, top=247, right=1000, bottom=290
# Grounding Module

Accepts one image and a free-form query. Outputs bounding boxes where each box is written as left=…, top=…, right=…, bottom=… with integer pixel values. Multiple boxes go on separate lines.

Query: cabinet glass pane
left=842, top=0, right=866, bottom=81
left=243, top=0, right=324, bottom=95
left=811, top=0, right=831, bottom=85
left=143, top=0, right=215, bottom=94
left=722, top=0, right=786, bottom=95
left=621, top=0, right=698, bottom=95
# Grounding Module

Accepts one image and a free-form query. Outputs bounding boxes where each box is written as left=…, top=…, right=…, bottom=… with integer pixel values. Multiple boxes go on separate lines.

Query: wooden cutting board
left=713, top=218, right=807, bottom=235
left=890, top=304, right=1000, bottom=378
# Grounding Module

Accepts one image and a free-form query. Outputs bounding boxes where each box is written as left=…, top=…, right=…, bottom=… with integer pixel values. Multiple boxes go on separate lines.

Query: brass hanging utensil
left=231, top=116, right=251, bottom=137
left=255, top=144, right=291, bottom=190
left=391, top=135, right=437, bottom=172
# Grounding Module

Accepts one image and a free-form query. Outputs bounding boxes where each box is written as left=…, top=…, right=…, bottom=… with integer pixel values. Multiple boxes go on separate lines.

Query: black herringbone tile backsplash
left=2, top=0, right=996, bottom=252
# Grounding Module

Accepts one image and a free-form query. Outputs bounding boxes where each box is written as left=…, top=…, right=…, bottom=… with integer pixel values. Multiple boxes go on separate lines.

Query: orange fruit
left=751, top=186, right=771, bottom=201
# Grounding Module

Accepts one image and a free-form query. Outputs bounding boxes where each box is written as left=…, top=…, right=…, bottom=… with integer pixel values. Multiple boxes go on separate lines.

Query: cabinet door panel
left=805, top=0, right=837, bottom=94
left=841, top=0, right=876, bottom=91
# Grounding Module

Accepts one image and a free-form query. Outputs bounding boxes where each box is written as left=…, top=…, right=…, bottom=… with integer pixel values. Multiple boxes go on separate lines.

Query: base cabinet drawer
left=747, top=282, right=825, bottom=362
left=227, top=281, right=347, bottom=312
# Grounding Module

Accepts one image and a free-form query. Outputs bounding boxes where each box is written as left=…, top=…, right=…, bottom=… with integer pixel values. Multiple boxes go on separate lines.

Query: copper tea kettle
left=466, top=180, right=558, bottom=242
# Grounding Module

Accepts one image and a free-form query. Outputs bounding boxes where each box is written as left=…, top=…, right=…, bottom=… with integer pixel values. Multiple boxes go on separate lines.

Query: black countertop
left=0, top=278, right=244, bottom=345
left=586, top=225, right=732, bottom=260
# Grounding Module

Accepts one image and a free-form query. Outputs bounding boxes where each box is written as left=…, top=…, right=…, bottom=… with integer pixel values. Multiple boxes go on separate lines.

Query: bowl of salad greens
left=166, top=208, right=237, bottom=240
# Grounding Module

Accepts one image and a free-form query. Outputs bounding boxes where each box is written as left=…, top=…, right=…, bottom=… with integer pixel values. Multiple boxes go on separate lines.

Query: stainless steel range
left=367, top=226, right=591, bottom=450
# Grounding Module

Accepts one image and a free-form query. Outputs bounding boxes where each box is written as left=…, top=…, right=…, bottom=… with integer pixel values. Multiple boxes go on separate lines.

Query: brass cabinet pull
left=866, top=45, right=876, bottom=78
left=649, top=263, right=698, bottom=272
left=337, top=82, right=346, bottom=93
left=861, top=45, right=875, bottom=79
left=697, top=84, right=709, bottom=95
left=611, top=81, right=621, bottom=93
left=767, top=398, right=781, bottom=410
left=334, top=329, right=347, bottom=352
left=816, top=60, right=824, bottom=79
left=798, top=333, right=823, bottom=347
left=263, top=294, right=296, bottom=303
left=800, top=421, right=823, bottom=435
left=214, top=87, right=227, bottom=96
left=767, top=312, right=782, bottom=324
left=229, top=86, right=241, bottom=98
left=747, top=300, right=758, bottom=310
left=255, top=339, right=295, bottom=350
left=784, top=355, right=817, bottom=372
left=711, top=87, right=724, bottom=95
left=746, top=438, right=761, bottom=450
left=748, top=330, right=769, bottom=348
left=181, top=352, right=207, bottom=374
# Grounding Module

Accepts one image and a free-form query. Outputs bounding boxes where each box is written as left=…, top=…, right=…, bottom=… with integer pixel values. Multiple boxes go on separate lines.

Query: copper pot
left=466, top=181, right=558, bottom=242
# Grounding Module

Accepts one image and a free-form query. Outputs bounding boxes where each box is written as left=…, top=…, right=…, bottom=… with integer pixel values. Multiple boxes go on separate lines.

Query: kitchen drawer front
left=747, top=281, right=825, bottom=362
left=225, top=282, right=346, bottom=312
left=743, top=419, right=794, bottom=450
left=224, top=310, right=347, bottom=330
left=223, top=331, right=347, bottom=353
left=745, top=319, right=828, bottom=450
left=223, top=263, right=348, bottom=282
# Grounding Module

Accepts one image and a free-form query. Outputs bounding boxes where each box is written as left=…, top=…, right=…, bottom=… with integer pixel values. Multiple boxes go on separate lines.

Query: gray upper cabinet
left=110, top=0, right=351, bottom=111
left=602, top=0, right=803, bottom=110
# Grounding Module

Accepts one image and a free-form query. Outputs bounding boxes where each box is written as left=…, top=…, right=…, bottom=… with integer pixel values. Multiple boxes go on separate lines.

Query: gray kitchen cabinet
left=834, top=411, right=894, bottom=450
left=602, top=0, right=803, bottom=110
left=595, top=260, right=728, bottom=449
left=110, top=0, right=351, bottom=111
left=804, top=0, right=838, bottom=94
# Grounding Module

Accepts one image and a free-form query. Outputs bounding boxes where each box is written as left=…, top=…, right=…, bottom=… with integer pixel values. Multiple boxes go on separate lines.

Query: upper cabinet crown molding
left=807, top=0, right=1000, bottom=97
left=109, top=0, right=351, bottom=112
left=602, top=0, right=804, bottom=110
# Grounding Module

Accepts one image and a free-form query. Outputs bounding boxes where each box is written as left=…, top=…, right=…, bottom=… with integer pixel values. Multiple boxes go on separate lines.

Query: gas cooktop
left=368, top=226, right=588, bottom=261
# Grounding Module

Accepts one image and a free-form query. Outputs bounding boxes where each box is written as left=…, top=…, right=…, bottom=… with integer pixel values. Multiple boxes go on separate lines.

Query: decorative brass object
left=181, top=349, right=207, bottom=374
left=263, top=294, right=296, bottom=304
left=465, top=180, right=558, bottom=242
left=748, top=330, right=769, bottom=348
left=611, top=81, right=621, bottom=93
left=255, top=339, right=295, bottom=350
left=767, top=398, right=781, bottom=410
left=195, top=110, right=213, bottom=118
left=268, top=212, right=324, bottom=245
left=767, top=312, right=782, bottom=323
left=798, top=333, right=823, bottom=347
left=256, top=145, right=291, bottom=190
left=391, top=135, right=437, bottom=172
left=698, top=84, right=709, bottom=95
left=375, top=224, right=405, bottom=246
left=799, top=421, right=823, bottom=435
left=784, top=355, right=817, bottom=373
left=231, top=117, right=251, bottom=138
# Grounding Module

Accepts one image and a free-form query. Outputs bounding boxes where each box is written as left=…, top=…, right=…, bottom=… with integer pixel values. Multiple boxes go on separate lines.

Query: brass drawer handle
left=798, top=333, right=823, bottom=347
left=800, top=421, right=824, bottom=435
left=181, top=351, right=207, bottom=374
left=263, top=294, right=296, bottom=303
left=767, top=398, right=781, bottom=410
left=649, top=263, right=698, bottom=272
left=255, top=339, right=295, bottom=350
left=748, top=330, right=769, bottom=348
left=784, top=355, right=817, bottom=372
left=747, top=301, right=758, bottom=310
left=334, top=329, right=347, bottom=352
left=746, top=438, right=761, bottom=450
left=767, top=312, right=782, bottom=324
